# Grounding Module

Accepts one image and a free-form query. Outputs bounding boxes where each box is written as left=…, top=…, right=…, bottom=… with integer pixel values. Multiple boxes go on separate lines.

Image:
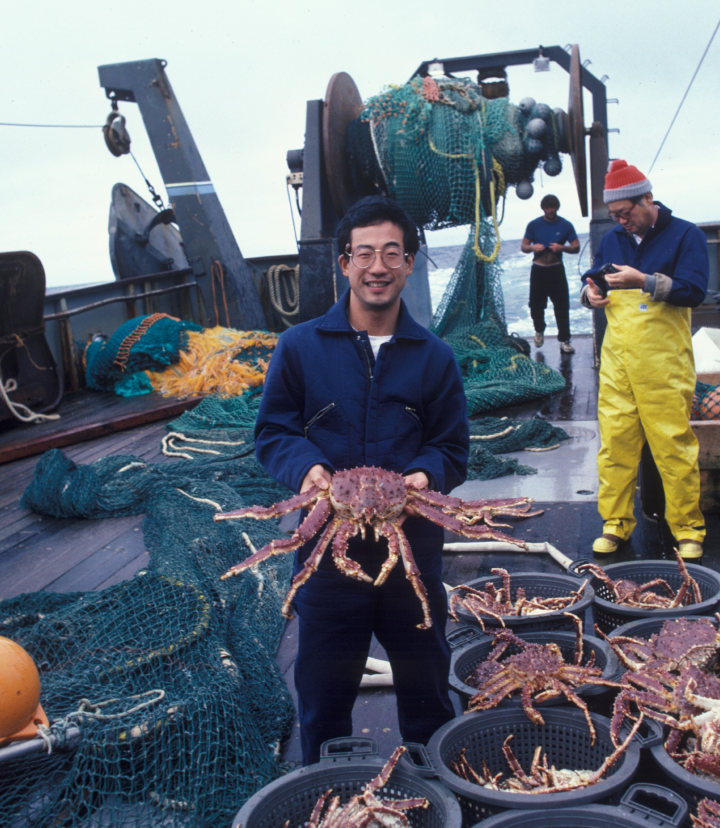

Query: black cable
left=286, top=182, right=299, bottom=250
left=577, top=237, right=590, bottom=275
left=0, top=122, right=103, bottom=128
left=648, top=16, right=720, bottom=174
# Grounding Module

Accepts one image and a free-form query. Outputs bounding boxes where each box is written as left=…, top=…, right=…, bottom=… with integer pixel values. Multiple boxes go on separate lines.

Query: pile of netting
left=1, top=394, right=295, bottom=828
left=468, top=417, right=570, bottom=479
left=84, top=314, right=278, bottom=399
left=347, top=75, right=567, bottom=414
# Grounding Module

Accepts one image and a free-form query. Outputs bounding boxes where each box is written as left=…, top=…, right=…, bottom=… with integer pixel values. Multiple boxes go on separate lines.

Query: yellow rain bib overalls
left=598, top=289, right=704, bottom=543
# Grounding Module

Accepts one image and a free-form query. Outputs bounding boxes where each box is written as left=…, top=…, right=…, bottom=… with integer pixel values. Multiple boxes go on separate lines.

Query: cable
left=0, top=122, right=103, bottom=128
left=286, top=181, right=299, bottom=250
left=648, top=16, right=720, bottom=174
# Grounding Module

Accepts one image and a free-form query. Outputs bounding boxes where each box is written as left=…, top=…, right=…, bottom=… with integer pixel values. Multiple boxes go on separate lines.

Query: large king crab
left=464, top=615, right=623, bottom=743
left=577, top=550, right=702, bottom=609
left=292, top=746, right=428, bottom=828
left=449, top=568, right=589, bottom=628
left=595, top=617, right=720, bottom=747
left=214, top=466, right=541, bottom=629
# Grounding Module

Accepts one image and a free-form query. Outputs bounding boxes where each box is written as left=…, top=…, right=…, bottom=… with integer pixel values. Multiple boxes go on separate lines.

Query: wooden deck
left=0, top=388, right=202, bottom=465
left=2, top=332, right=720, bottom=769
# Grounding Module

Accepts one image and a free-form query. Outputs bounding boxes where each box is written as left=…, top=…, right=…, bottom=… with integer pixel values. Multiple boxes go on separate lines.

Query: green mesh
left=85, top=315, right=202, bottom=394
left=3, top=390, right=572, bottom=826
left=3, top=395, right=296, bottom=828
left=347, top=75, right=567, bottom=415
left=467, top=417, right=570, bottom=480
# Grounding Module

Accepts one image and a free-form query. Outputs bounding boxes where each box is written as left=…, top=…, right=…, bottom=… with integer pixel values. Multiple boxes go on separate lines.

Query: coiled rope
left=267, top=265, right=299, bottom=328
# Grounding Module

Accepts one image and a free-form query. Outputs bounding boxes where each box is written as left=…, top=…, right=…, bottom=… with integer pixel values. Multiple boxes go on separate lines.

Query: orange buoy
left=0, top=636, right=48, bottom=745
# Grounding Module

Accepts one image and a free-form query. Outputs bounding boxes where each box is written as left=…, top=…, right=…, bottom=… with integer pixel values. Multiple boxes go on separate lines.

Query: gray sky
left=2, top=0, right=719, bottom=287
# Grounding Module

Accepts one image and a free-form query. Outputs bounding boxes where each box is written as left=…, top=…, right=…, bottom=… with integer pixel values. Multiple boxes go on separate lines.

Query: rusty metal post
left=58, top=299, right=80, bottom=392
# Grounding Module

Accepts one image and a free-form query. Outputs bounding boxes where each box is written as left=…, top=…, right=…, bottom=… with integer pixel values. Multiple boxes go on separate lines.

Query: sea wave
left=429, top=234, right=593, bottom=337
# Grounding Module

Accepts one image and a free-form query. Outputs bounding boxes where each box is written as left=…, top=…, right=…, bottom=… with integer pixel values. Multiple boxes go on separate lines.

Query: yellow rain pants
left=597, top=289, right=705, bottom=544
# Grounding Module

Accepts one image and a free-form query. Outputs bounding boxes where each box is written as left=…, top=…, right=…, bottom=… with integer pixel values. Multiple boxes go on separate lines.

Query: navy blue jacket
left=255, top=290, right=469, bottom=495
left=582, top=204, right=708, bottom=307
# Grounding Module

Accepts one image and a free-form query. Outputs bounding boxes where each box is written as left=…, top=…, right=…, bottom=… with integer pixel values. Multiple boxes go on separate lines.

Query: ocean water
left=428, top=232, right=593, bottom=337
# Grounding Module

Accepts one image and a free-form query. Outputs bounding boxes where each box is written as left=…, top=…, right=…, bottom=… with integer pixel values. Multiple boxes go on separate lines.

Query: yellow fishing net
left=146, top=327, right=278, bottom=398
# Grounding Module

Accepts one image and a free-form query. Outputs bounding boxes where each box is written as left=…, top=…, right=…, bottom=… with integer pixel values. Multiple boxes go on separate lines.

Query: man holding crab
left=255, top=195, right=469, bottom=765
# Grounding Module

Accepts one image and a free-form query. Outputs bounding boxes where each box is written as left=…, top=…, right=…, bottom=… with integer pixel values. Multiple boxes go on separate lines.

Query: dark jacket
left=582, top=204, right=708, bottom=307
left=255, top=290, right=469, bottom=495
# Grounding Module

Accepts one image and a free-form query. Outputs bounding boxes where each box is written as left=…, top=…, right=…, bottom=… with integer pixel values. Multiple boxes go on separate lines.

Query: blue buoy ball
left=543, top=156, right=562, bottom=176
left=519, top=97, right=536, bottom=116
left=534, top=103, right=551, bottom=120
left=516, top=180, right=534, bottom=199
left=525, top=137, right=543, bottom=154
left=527, top=118, right=547, bottom=138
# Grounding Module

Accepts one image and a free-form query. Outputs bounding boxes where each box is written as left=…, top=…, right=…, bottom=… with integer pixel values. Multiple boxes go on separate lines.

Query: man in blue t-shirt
left=521, top=194, right=579, bottom=353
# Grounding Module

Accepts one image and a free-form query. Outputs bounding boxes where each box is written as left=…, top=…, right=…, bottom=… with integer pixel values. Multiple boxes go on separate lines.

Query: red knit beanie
left=603, top=160, right=652, bottom=203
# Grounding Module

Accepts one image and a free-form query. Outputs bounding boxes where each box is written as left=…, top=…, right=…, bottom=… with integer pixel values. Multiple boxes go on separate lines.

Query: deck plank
left=47, top=521, right=146, bottom=593
left=0, top=389, right=202, bottom=464
left=0, top=514, right=141, bottom=600
left=95, top=551, right=151, bottom=591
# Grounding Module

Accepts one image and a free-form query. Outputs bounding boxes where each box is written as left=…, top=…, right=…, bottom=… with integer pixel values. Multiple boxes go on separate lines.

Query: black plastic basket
left=470, top=783, right=688, bottom=827
left=649, top=728, right=720, bottom=814
left=451, top=572, right=595, bottom=634
left=575, top=560, right=720, bottom=634
left=232, top=738, right=462, bottom=828
left=425, top=707, right=658, bottom=826
left=448, top=626, right=619, bottom=714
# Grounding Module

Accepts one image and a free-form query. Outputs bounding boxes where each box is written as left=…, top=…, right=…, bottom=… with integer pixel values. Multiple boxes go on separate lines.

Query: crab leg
left=307, top=789, right=333, bottom=828
left=214, top=486, right=322, bottom=521
left=331, top=520, right=373, bottom=583
left=501, top=735, right=534, bottom=788
left=588, top=714, right=644, bottom=783
left=410, top=501, right=528, bottom=546
left=384, top=522, right=433, bottom=630
left=373, top=521, right=402, bottom=586
left=281, top=516, right=343, bottom=617
left=221, top=496, right=332, bottom=579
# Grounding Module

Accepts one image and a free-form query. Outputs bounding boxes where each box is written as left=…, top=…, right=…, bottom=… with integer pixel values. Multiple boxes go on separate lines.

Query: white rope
left=117, top=461, right=146, bottom=473
left=175, top=488, right=223, bottom=511
left=0, top=371, right=60, bottom=423
left=469, top=425, right=517, bottom=441
left=162, top=431, right=245, bottom=460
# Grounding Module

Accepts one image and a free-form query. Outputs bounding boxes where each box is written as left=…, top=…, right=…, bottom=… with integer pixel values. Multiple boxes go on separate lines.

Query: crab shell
left=215, top=466, right=540, bottom=630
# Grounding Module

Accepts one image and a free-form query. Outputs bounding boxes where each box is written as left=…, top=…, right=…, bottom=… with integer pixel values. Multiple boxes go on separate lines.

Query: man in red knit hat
left=581, top=160, right=708, bottom=559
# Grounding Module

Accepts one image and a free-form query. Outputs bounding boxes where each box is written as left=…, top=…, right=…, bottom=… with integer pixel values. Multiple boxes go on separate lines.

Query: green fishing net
left=467, top=417, right=570, bottom=479
left=3, top=395, right=295, bottom=828
left=347, top=75, right=567, bottom=414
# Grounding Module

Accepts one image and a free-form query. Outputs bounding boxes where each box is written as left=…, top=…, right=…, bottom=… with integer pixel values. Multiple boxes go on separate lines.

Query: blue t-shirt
left=524, top=216, right=578, bottom=259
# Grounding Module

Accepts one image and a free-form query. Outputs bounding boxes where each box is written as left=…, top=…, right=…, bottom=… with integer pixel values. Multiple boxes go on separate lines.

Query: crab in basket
left=449, top=567, right=589, bottom=629
left=214, top=466, right=541, bottom=629
left=577, top=549, right=702, bottom=608
left=282, top=746, right=428, bottom=828
left=451, top=716, right=643, bottom=794
left=464, top=614, right=624, bottom=743
left=594, top=617, right=720, bottom=748
left=692, top=798, right=720, bottom=828
left=653, top=670, right=720, bottom=782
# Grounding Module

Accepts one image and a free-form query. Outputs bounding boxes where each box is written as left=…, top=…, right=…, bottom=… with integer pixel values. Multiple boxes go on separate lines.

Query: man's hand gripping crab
left=214, top=466, right=541, bottom=629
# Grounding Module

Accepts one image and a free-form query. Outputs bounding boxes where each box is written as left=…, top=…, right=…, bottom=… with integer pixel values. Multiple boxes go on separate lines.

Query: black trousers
left=529, top=262, right=571, bottom=342
left=292, top=515, right=455, bottom=765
